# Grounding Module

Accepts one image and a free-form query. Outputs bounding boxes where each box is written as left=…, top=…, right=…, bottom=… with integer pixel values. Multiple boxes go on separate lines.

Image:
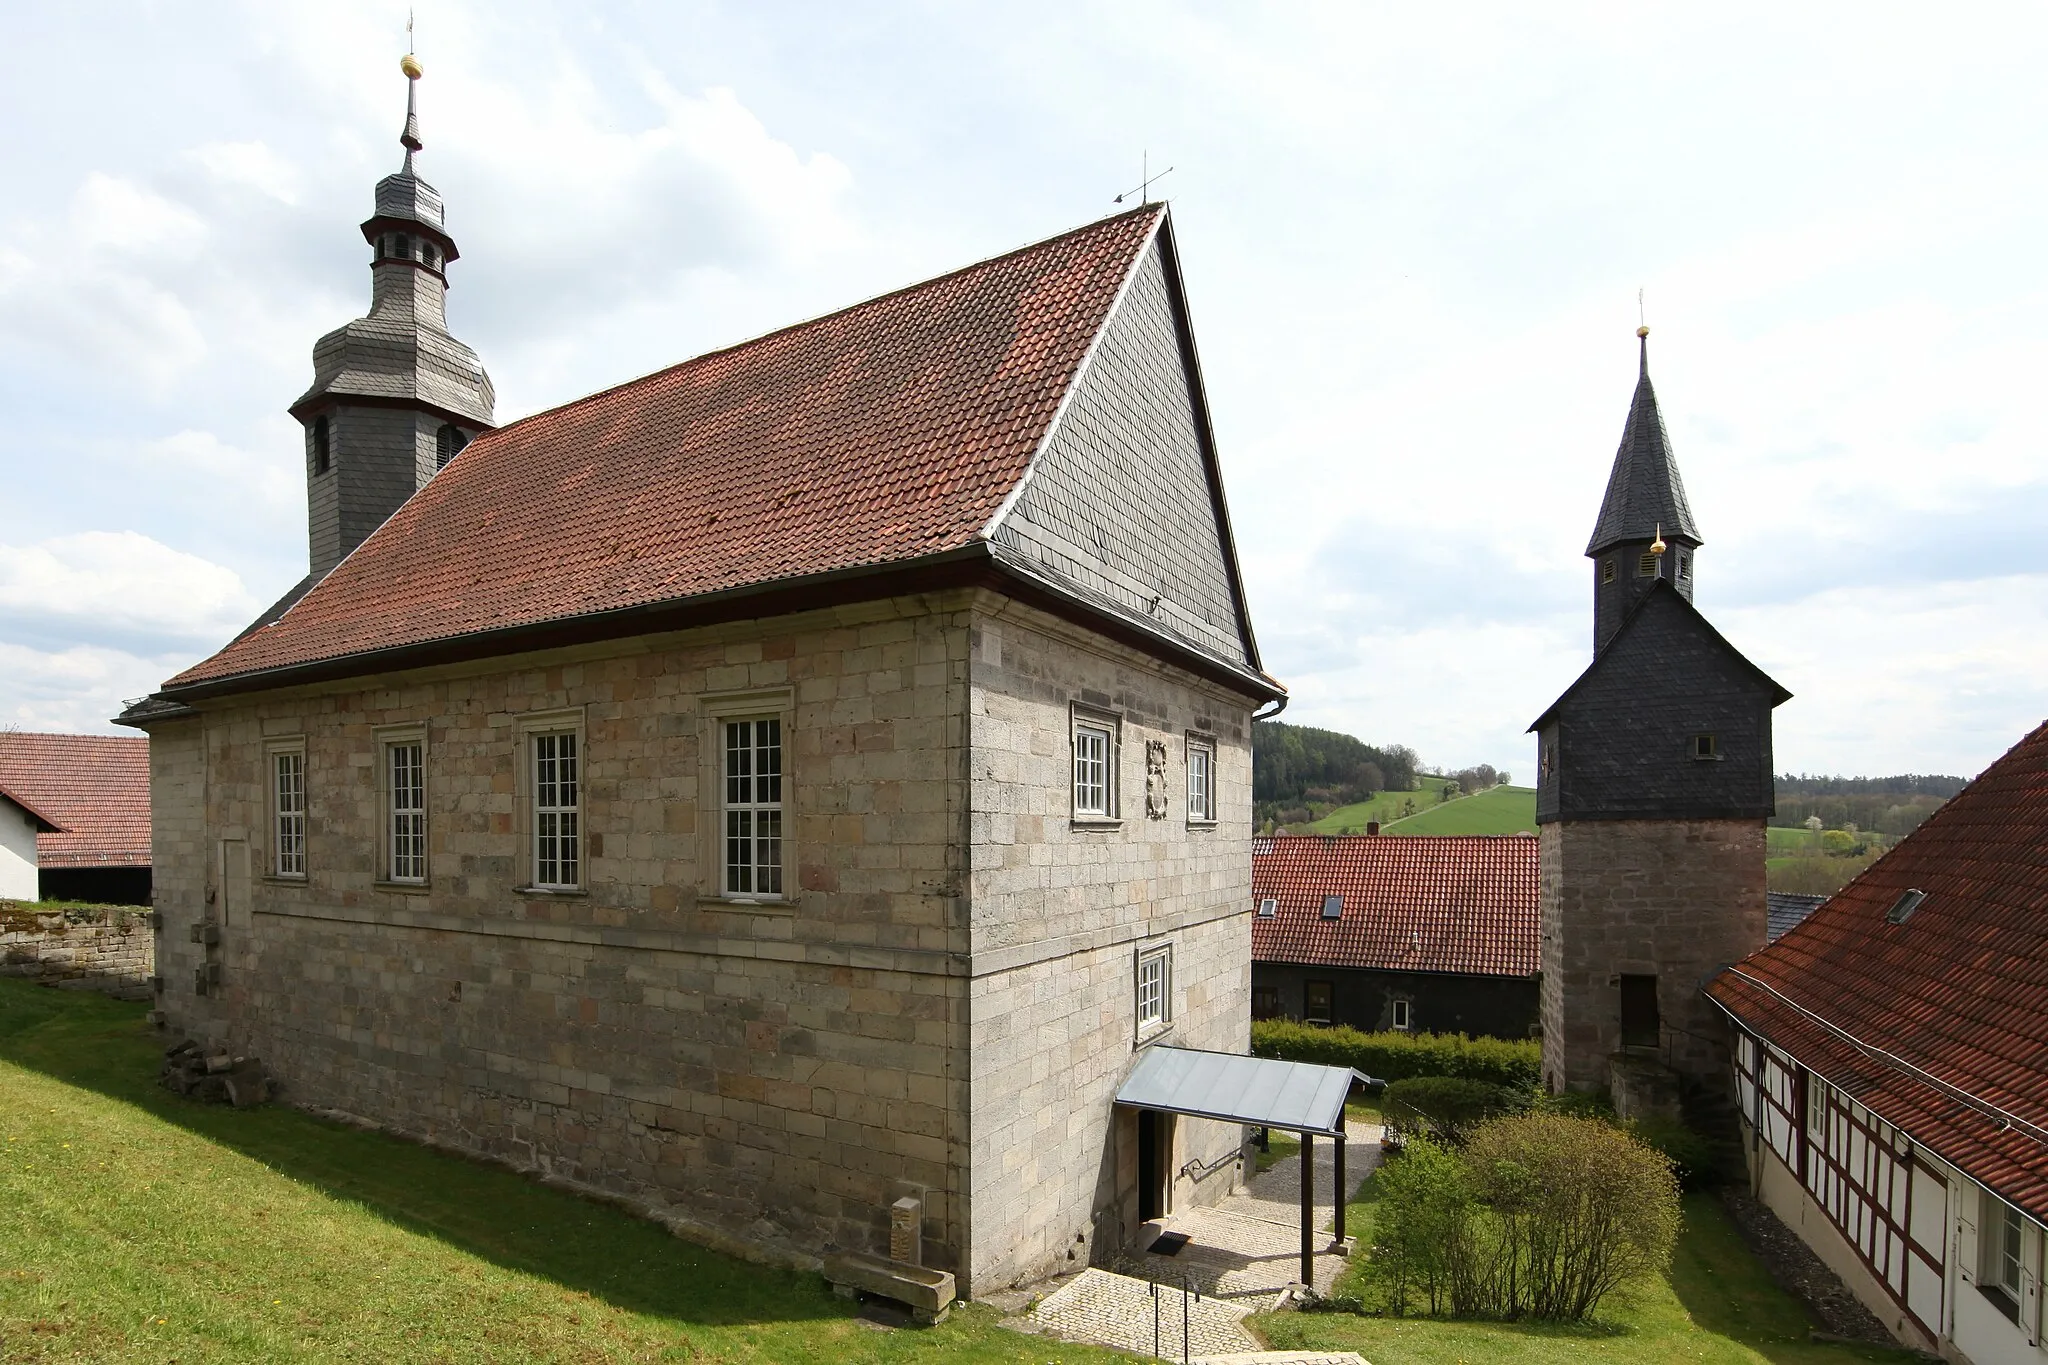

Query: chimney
left=1366, top=821, right=1380, bottom=836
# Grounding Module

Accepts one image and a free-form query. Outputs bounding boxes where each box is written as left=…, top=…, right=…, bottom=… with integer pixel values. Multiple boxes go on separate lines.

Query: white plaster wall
left=0, top=800, right=39, bottom=899
left=1953, top=1174, right=2048, bottom=1365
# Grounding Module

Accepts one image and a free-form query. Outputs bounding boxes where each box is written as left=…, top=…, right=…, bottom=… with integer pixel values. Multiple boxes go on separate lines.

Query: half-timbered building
left=1711, top=720, right=2048, bottom=1361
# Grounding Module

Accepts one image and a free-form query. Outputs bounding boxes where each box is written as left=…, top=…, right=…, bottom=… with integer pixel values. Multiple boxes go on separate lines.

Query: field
left=1, top=981, right=1920, bottom=1365
left=1382, top=784, right=1538, bottom=836
left=1299, top=777, right=1460, bottom=832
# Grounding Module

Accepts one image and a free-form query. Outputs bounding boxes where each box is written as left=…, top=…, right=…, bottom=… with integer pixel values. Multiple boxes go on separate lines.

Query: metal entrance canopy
left=1114, top=1046, right=1362, bottom=1137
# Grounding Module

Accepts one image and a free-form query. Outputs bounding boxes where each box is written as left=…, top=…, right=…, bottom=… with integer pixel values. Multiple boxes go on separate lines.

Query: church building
left=1529, top=329, right=1789, bottom=1106
left=120, top=58, right=1283, bottom=1296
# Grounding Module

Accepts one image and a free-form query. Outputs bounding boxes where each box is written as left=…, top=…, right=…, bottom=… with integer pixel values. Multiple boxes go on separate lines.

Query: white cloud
left=0, top=641, right=192, bottom=736
left=0, top=532, right=257, bottom=652
left=189, top=140, right=304, bottom=205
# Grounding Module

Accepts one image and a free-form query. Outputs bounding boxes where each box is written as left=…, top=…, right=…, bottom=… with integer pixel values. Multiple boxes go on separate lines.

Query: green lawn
left=1766, top=827, right=1819, bottom=853
left=1301, top=778, right=1460, bottom=833
left=1259, top=1160, right=1920, bottom=1365
left=0, top=979, right=1124, bottom=1364
left=1381, top=785, right=1538, bottom=836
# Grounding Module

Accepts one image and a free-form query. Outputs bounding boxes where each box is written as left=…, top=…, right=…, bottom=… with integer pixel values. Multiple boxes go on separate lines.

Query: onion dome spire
left=399, top=51, right=424, bottom=169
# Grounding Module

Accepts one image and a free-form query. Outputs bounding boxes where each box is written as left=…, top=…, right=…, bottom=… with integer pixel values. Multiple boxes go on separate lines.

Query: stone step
left=1027, top=1266, right=1261, bottom=1358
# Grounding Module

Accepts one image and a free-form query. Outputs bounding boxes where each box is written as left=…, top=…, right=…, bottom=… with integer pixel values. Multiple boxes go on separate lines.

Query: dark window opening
left=1601, top=559, right=1616, bottom=584
left=1637, top=551, right=1659, bottom=577
left=310, top=415, right=330, bottom=475
left=1677, top=550, right=1692, bottom=581
left=423, top=243, right=441, bottom=269
left=1304, top=981, right=1334, bottom=1025
left=1886, top=888, right=1927, bottom=924
left=1251, top=987, right=1281, bottom=1020
left=1691, top=734, right=1720, bottom=760
left=436, top=424, right=469, bottom=470
left=1620, top=974, right=1660, bottom=1049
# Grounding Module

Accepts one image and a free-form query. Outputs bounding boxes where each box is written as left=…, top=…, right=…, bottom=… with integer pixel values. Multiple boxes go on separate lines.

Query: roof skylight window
left=1321, top=895, right=1343, bottom=920
left=1256, top=897, right=1277, bottom=918
left=1885, top=889, right=1927, bottom=924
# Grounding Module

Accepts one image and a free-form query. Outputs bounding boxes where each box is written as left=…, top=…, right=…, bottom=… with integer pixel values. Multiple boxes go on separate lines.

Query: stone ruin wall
left=0, top=902, right=156, bottom=999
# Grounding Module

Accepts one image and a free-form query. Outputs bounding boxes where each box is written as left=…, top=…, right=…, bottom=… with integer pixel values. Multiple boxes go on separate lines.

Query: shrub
left=1459, top=1113, right=1680, bottom=1321
left=1250, top=1019, right=1541, bottom=1090
left=1382, top=1077, right=1525, bottom=1144
left=1626, top=1115, right=1730, bottom=1190
left=1363, top=1136, right=1476, bottom=1316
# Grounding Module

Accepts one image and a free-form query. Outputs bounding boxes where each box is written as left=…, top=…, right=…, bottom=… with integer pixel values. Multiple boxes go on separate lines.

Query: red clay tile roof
left=1251, top=835, right=1539, bottom=978
left=0, top=733, right=150, bottom=868
left=1708, top=719, right=2048, bottom=1221
left=169, top=205, right=1171, bottom=690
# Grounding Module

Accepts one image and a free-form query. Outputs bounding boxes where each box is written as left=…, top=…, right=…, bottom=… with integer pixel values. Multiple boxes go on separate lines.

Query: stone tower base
left=1538, top=818, right=1767, bottom=1096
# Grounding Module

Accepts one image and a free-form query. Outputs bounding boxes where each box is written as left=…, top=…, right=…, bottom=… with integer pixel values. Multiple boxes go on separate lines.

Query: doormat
left=1148, top=1231, right=1191, bottom=1256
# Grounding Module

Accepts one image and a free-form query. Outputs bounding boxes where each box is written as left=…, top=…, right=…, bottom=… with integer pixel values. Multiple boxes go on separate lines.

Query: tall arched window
left=436, top=424, right=468, bottom=469
left=310, top=415, right=331, bottom=475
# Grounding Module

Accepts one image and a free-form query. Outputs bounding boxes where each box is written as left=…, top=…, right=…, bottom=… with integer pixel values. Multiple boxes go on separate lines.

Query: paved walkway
left=1132, top=1122, right=1382, bottom=1299
left=1028, top=1267, right=1262, bottom=1358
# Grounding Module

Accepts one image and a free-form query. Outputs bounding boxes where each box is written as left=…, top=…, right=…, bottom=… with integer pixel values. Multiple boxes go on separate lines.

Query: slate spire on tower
left=288, top=46, right=495, bottom=584
left=1586, top=328, right=1700, bottom=652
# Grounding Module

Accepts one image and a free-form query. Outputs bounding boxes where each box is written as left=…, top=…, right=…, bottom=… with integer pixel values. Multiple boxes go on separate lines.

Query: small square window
left=1321, top=894, right=1343, bottom=920
left=1304, top=981, right=1334, bottom=1025
left=1886, top=888, right=1927, bottom=924
left=1256, top=897, right=1277, bottom=918
left=1391, top=998, right=1412, bottom=1032
left=1251, top=987, right=1281, bottom=1020
left=1137, top=947, right=1171, bottom=1033
left=1690, top=734, right=1720, bottom=761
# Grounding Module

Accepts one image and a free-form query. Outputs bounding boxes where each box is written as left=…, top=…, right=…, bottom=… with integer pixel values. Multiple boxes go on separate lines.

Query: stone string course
left=149, top=589, right=1261, bottom=1296
left=0, top=902, right=154, bottom=998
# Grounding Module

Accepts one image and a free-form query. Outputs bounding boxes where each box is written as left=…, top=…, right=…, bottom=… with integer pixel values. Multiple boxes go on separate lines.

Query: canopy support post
left=1299, top=1130, right=1314, bottom=1287
left=1334, top=1111, right=1347, bottom=1244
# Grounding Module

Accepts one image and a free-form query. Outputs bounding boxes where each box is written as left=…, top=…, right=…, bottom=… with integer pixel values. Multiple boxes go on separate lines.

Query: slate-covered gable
left=1532, top=582, right=1787, bottom=823
left=988, top=235, right=1254, bottom=668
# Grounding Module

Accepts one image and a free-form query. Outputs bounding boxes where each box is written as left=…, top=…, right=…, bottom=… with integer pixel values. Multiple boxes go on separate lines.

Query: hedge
left=1250, top=1019, right=1541, bottom=1091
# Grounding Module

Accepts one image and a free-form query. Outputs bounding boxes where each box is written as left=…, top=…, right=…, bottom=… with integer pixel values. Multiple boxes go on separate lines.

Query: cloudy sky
left=3, top=2, right=2045, bottom=780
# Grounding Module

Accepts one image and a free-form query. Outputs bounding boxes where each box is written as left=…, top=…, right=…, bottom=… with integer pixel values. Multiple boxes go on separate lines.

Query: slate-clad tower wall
left=1533, top=334, right=1786, bottom=1101
left=294, top=60, right=494, bottom=582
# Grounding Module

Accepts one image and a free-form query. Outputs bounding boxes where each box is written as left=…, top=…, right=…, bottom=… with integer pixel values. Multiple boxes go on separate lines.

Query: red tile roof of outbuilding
left=1251, top=834, right=1540, bottom=978
left=169, top=205, right=1178, bottom=690
left=0, top=733, right=150, bottom=869
left=1708, top=719, right=2048, bottom=1221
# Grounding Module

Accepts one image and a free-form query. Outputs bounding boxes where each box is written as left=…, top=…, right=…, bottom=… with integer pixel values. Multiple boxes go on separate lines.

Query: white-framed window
left=1137, top=946, right=1172, bottom=1033
left=724, top=717, right=783, bottom=898
left=1186, top=736, right=1216, bottom=824
left=532, top=730, right=581, bottom=890
left=1391, top=998, right=1412, bottom=1032
left=1256, top=897, right=1277, bottom=918
left=1073, top=709, right=1120, bottom=820
left=268, top=741, right=306, bottom=878
left=383, top=736, right=426, bottom=883
left=1982, top=1191, right=2025, bottom=1316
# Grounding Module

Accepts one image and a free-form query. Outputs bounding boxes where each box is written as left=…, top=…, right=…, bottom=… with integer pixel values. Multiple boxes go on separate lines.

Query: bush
left=1382, top=1077, right=1525, bottom=1144
left=1250, top=1019, right=1541, bottom=1090
left=1364, top=1136, right=1475, bottom=1316
left=1627, top=1115, right=1731, bottom=1190
left=1460, top=1114, right=1680, bottom=1321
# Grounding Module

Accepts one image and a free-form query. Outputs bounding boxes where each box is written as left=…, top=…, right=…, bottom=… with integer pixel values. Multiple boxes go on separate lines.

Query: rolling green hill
left=1384, top=784, right=1538, bottom=835
left=1299, top=777, right=1460, bottom=833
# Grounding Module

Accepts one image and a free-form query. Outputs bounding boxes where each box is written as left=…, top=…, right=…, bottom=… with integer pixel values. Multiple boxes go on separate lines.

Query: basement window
left=1321, top=894, right=1343, bottom=921
left=1885, top=889, right=1927, bottom=925
left=1256, top=897, right=1277, bottom=918
left=1690, top=734, right=1720, bottom=761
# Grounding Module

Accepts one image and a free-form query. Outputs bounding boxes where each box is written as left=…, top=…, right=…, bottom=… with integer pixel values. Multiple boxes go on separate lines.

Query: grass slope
left=1382, top=784, right=1538, bottom=836
left=1256, top=1155, right=1921, bottom=1365
left=1302, top=778, right=1461, bottom=833
left=0, top=980, right=1122, bottom=1364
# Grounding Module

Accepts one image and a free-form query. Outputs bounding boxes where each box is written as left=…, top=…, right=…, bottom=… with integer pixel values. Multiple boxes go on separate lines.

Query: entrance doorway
left=1137, top=1109, right=1174, bottom=1221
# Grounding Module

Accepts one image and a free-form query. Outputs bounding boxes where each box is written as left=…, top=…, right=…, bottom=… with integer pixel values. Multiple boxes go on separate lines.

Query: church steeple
left=289, top=48, right=495, bottom=582
left=1587, top=328, right=1700, bottom=653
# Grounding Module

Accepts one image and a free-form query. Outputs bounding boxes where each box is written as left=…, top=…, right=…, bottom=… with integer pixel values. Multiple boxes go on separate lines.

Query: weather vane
left=1638, top=287, right=1648, bottom=338
left=1114, top=150, right=1174, bottom=206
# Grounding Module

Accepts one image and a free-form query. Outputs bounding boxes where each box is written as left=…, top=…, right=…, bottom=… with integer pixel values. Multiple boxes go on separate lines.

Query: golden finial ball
left=1636, top=325, right=1650, bottom=338
left=401, top=53, right=424, bottom=79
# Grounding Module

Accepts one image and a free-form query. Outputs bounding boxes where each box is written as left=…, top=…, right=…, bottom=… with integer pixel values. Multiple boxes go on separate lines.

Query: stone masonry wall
left=0, top=903, right=154, bottom=999
left=151, top=594, right=974, bottom=1275
left=1540, top=817, right=1767, bottom=1093
left=965, top=599, right=1256, bottom=1291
